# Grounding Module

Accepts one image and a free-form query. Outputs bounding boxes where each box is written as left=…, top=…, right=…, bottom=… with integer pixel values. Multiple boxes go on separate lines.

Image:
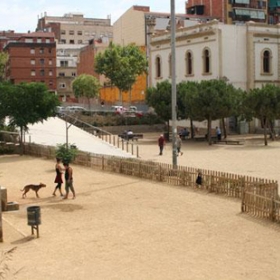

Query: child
left=196, top=170, right=202, bottom=188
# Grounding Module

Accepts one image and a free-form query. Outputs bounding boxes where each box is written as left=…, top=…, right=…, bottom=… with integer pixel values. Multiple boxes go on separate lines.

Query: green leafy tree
left=0, top=52, right=8, bottom=81
left=146, top=80, right=172, bottom=133
left=0, top=82, right=60, bottom=152
left=243, top=84, right=280, bottom=145
left=95, top=42, right=148, bottom=104
left=72, top=74, right=100, bottom=110
left=55, top=143, right=78, bottom=163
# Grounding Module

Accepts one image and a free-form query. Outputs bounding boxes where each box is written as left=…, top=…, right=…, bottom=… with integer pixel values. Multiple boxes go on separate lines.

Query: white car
left=65, top=106, right=86, bottom=113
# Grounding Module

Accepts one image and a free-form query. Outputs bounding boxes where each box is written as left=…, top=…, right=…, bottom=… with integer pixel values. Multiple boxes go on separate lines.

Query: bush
left=55, top=143, right=78, bottom=163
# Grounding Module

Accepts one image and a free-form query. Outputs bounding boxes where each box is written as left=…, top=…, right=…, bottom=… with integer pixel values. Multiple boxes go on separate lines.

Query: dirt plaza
left=1, top=135, right=280, bottom=280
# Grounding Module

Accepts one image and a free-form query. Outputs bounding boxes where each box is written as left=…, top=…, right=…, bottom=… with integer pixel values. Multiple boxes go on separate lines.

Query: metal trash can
left=27, top=206, right=41, bottom=226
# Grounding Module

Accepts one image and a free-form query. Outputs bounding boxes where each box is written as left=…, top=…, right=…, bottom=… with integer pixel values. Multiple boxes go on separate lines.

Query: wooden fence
left=22, top=143, right=280, bottom=224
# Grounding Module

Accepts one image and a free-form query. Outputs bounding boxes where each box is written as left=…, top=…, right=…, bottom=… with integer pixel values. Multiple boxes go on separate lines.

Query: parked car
left=55, top=106, right=67, bottom=116
left=65, top=106, right=86, bottom=113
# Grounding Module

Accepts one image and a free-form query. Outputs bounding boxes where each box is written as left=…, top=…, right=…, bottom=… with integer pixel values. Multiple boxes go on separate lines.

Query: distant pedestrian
left=158, top=134, right=165, bottom=155
left=63, top=162, right=76, bottom=199
left=196, top=170, right=202, bottom=188
left=176, top=135, right=183, bottom=156
left=52, top=158, right=64, bottom=197
left=216, top=126, right=222, bottom=141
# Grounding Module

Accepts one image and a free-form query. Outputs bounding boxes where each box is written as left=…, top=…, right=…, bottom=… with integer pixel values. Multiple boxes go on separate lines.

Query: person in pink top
left=158, top=134, right=165, bottom=155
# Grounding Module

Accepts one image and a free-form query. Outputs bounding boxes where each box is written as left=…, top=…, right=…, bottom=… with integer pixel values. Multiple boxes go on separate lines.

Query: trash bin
left=27, top=206, right=41, bottom=226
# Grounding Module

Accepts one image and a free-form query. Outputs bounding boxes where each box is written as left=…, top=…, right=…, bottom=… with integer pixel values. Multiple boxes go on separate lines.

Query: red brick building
left=3, top=32, right=57, bottom=92
left=186, top=0, right=267, bottom=24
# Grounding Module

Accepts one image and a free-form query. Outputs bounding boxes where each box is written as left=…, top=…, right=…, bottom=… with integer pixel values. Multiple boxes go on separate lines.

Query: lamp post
left=171, top=0, right=177, bottom=167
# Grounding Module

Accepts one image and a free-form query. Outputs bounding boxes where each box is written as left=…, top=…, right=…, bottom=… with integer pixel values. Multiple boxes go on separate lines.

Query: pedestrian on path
left=216, top=126, right=222, bottom=141
left=53, top=158, right=64, bottom=196
left=158, top=134, right=165, bottom=155
left=176, top=135, right=183, bottom=156
left=63, top=162, right=76, bottom=199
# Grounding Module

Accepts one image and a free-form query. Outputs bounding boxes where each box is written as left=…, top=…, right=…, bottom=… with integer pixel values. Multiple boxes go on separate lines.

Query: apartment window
left=49, top=70, right=53, bottom=76
left=78, top=40, right=83, bottom=44
left=25, top=38, right=33, bottom=43
left=39, top=59, right=44, bottom=65
left=40, top=69, right=45, bottom=76
left=72, top=72, right=76, bottom=77
left=77, top=31, right=82, bottom=35
left=49, top=59, right=53, bottom=65
left=155, top=56, right=161, bottom=78
left=61, top=30, right=66, bottom=35
left=60, top=39, right=66, bottom=44
left=69, top=39, right=75, bottom=44
left=30, top=48, right=35, bottom=54
left=60, top=61, right=68, bottom=67
left=49, top=80, right=53, bottom=86
left=31, top=70, right=36, bottom=76
left=185, top=51, right=193, bottom=75
left=48, top=48, right=52, bottom=54
left=262, top=49, right=272, bottom=74
left=30, top=59, right=35, bottom=65
left=39, top=48, right=44, bottom=54
left=59, top=72, right=65, bottom=77
left=202, top=48, right=211, bottom=74
left=59, top=83, right=66, bottom=88
left=69, top=30, right=74, bottom=35
left=46, top=39, right=50, bottom=43
left=85, top=31, right=89, bottom=36
left=37, top=38, right=42, bottom=43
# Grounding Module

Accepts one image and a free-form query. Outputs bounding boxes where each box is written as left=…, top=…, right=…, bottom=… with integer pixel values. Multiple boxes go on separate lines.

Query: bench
left=213, top=139, right=243, bottom=145
left=118, top=134, right=143, bottom=141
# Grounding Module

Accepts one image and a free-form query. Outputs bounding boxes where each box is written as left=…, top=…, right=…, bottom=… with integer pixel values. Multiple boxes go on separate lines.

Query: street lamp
left=171, top=0, right=177, bottom=167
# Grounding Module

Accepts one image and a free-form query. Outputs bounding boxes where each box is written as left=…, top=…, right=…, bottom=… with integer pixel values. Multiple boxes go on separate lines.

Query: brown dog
left=21, top=183, right=46, bottom=198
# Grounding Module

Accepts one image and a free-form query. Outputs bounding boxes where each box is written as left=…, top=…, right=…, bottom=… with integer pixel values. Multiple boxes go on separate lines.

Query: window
left=25, top=38, right=33, bottom=43
left=61, top=30, right=66, bottom=35
left=39, top=48, right=44, bottom=54
left=49, top=80, right=53, bottom=86
left=72, top=72, right=76, bottom=77
left=185, top=51, right=193, bottom=75
left=49, top=59, right=53, bottom=65
left=155, top=56, right=161, bottom=78
left=78, top=40, right=83, bottom=44
left=30, top=59, right=35, bottom=65
left=69, top=40, right=75, bottom=44
left=59, top=72, right=65, bottom=77
left=69, top=30, right=74, bottom=35
left=37, top=38, right=42, bottom=43
left=60, top=61, right=68, bottom=67
left=60, top=39, right=66, bottom=44
left=30, top=48, right=35, bottom=54
left=59, top=83, right=66, bottom=88
left=202, top=48, right=211, bottom=74
left=39, top=59, right=44, bottom=65
left=48, top=48, right=52, bottom=54
left=46, top=39, right=50, bottom=43
left=49, top=70, right=53, bottom=76
left=40, top=69, right=45, bottom=76
left=31, top=70, right=36, bottom=76
left=262, top=49, right=272, bottom=74
left=77, top=31, right=82, bottom=35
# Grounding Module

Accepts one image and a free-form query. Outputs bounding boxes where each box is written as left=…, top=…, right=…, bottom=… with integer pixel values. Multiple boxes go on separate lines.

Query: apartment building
left=36, top=12, right=113, bottom=45
left=186, top=0, right=267, bottom=24
left=3, top=32, right=56, bottom=92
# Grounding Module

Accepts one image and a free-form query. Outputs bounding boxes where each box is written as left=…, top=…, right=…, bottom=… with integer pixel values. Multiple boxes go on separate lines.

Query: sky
left=0, top=0, right=186, bottom=33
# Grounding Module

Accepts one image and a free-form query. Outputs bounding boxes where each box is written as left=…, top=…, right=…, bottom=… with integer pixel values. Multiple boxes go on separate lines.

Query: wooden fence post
left=241, top=178, right=245, bottom=212
left=271, top=196, right=276, bottom=221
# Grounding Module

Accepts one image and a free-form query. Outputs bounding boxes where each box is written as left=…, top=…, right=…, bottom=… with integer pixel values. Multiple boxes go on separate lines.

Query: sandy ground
left=1, top=134, right=280, bottom=280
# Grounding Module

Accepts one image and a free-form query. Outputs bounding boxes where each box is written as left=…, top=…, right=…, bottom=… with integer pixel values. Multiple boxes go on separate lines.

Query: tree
left=95, top=42, right=148, bottom=104
left=0, top=82, right=60, bottom=152
left=0, top=52, right=8, bottom=82
left=243, top=84, right=280, bottom=146
left=146, top=80, right=172, bottom=134
left=72, top=74, right=100, bottom=110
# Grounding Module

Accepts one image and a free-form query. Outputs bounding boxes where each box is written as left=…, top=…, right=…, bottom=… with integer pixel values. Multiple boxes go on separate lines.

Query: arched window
left=202, top=48, right=211, bottom=74
left=155, top=56, right=161, bottom=78
left=262, top=49, right=271, bottom=74
left=185, top=51, right=193, bottom=75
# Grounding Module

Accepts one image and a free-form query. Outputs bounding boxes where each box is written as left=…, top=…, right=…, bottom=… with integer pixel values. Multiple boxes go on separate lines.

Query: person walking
left=52, top=158, right=64, bottom=196
left=216, top=126, right=222, bottom=141
left=63, top=162, right=76, bottom=199
left=158, top=134, right=165, bottom=155
left=176, top=135, right=183, bottom=156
